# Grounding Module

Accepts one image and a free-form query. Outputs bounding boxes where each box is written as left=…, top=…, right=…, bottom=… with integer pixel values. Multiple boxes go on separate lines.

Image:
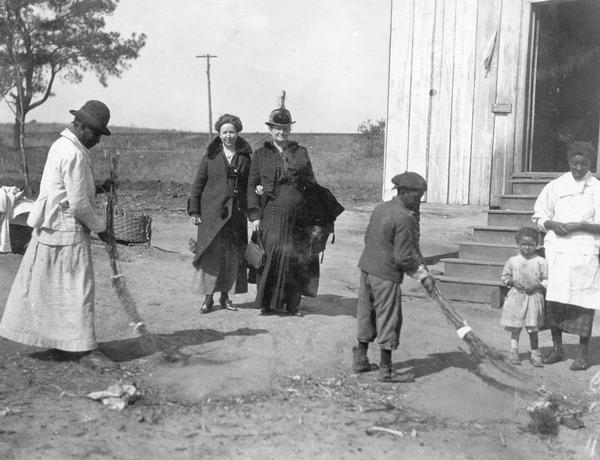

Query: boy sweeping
left=353, top=172, right=436, bottom=382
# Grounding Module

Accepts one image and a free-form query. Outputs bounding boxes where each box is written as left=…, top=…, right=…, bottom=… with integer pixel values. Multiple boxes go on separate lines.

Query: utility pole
left=196, top=54, right=217, bottom=141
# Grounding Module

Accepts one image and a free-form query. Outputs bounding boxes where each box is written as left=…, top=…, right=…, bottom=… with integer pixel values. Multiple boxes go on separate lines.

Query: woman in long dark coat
left=188, top=114, right=251, bottom=313
left=247, top=96, right=320, bottom=316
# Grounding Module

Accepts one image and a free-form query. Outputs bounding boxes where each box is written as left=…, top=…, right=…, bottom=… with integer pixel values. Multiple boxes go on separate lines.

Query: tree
left=357, top=118, right=386, bottom=158
left=0, top=0, right=146, bottom=193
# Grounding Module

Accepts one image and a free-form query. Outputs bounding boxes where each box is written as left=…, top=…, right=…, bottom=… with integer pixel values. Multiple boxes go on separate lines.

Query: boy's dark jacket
left=358, top=197, right=422, bottom=283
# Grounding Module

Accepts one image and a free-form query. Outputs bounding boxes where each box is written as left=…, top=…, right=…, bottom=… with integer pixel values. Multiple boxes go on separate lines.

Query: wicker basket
left=112, top=209, right=152, bottom=245
left=9, top=224, right=33, bottom=254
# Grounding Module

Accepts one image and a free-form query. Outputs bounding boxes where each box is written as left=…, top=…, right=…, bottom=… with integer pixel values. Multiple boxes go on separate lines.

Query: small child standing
left=501, top=226, right=548, bottom=367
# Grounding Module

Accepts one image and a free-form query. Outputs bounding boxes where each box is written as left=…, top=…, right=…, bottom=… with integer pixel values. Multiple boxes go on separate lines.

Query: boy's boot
left=377, top=349, right=414, bottom=383
left=352, top=342, right=377, bottom=373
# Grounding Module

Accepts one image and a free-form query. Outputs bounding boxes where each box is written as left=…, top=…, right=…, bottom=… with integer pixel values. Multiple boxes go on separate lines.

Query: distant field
left=0, top=123, right=383, bottom=203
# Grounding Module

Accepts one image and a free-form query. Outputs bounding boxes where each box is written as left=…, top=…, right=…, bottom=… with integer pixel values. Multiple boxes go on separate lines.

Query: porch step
left=499, top=195, right=537, bottom=211
left=441, top=257, right=504, bottom=281
left=512, top=172, right=561, bottom=180
left=458, top=241, right=517, bottom=262
left=436, top=275, right=506, bottom=307
left=510, top=179, right=548, bottom=195
left=472, top=225, right=544, bottom=245
left=487, top=209, right=533, bottom=227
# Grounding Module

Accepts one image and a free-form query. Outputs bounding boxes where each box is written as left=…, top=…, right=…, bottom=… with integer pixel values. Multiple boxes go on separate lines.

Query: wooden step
left=499, top=195, right=537, bottom=211
left=472, top=225, right=544, bottom=245
left=458, top=241, right=517, bottom=262
left=510, top=179, right=547, bottom=195
left=512, top=172, right=561, bottom=180
left=487, top=209, right=533, bottom=227
left=436, top=275, right=506, bottom=307
left=441, top=257, right=504, bottom=281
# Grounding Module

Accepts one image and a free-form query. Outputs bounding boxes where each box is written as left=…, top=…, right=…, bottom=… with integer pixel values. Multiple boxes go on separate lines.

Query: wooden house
left=384, top=0, right=600, bottom=205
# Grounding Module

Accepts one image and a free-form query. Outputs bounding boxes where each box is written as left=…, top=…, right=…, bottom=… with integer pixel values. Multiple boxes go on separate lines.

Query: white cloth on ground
left=0, top=186, right=22, bottom=253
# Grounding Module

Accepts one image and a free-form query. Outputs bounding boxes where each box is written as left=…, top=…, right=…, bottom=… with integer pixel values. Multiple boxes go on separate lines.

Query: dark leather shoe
left=220, top=298, right=238, bottom=311
left=543, top=349, right=565, bottom=365
left=80, top=350, right=119, bottom=370
left=200, top=300, right=214, bottom=314
left=570, top=358, right=589, bottom=371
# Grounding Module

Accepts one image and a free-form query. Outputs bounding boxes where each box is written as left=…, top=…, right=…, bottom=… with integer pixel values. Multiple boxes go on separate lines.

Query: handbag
left=244, top=232, right=266, bottom=269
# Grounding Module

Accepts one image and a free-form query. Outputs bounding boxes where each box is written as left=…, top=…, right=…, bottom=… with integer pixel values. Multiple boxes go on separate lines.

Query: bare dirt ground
left=2, top=196, right=600, bottom=459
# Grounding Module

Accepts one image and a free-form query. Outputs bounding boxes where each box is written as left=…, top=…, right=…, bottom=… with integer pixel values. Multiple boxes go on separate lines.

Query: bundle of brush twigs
left=428, top=283, right=504, bottom=362
left=427, top=279, right=520, bottom=377
left=104, top=151, right=187, bottom=363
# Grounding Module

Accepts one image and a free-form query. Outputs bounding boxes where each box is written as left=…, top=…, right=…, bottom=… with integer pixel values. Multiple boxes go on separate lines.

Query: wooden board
left=406, top=0, right=436, bottom=177
left=383, top=0, right=415, bottom=199
left=469, top=0, right=502, bottom=205
left=490, top=0, right=524, bottom=206
left=447, top=0, right=478, bottom=204
left=427, top=0, right=456, bottom=203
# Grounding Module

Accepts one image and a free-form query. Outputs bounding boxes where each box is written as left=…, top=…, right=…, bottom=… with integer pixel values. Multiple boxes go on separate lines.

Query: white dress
left=500, top=254, right=548, bottom=329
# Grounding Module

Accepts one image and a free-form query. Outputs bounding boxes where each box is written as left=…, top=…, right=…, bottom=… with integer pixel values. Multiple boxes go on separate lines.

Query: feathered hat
left=266, top=90, right=295, bottom=127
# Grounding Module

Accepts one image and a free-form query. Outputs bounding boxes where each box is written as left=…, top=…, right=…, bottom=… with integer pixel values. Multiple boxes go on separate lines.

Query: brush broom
left=103, top=150, right=186, bottom=363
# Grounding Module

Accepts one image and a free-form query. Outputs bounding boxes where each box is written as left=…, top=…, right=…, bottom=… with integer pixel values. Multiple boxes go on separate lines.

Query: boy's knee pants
left=356, top=271, right=403, bottom=350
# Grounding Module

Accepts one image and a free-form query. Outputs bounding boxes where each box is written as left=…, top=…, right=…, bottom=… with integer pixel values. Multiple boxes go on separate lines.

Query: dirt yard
left=2, top=199, right=600, bottom=459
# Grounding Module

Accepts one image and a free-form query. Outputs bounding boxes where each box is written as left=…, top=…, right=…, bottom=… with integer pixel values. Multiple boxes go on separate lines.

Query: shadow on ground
left=98, top=327, right=269, bottom=363
left=396, top=351, right=479, bottom=378
left=540, top=336, right=600, bottom=367
left=301, top=294, right=357, bottom=317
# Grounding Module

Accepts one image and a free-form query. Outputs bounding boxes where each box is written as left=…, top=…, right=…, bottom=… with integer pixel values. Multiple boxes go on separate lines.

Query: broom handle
left=105, top=151, right=145, bottom=329
left=412, top=228, right=469, bottom=331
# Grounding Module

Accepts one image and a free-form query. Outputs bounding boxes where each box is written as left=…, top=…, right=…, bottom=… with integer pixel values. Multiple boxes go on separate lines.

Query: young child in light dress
left=500, top=227, right=548, bottom=367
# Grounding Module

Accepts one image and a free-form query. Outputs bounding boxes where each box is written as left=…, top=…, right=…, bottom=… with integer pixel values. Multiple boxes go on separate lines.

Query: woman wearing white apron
left=533, top=141, right=600, bottom=371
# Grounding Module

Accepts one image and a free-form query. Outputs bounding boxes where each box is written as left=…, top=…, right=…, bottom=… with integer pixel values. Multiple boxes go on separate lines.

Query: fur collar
left=207, top=136, right=252, bottom=159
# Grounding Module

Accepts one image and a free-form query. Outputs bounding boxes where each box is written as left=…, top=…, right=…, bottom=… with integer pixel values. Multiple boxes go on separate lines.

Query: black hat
left=215, top=113, right=243, bottom=133
left=69, top=100, right=111, bottom=136
left=265, top=90, right=295, bottom=127
left=391, top=172, right=427, bottom=191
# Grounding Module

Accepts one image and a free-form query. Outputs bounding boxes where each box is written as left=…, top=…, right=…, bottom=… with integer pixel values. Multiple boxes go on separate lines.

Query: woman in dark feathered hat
left=188, top=114, right=252, bottom=313
left=247, top=92, right=321, bottom=316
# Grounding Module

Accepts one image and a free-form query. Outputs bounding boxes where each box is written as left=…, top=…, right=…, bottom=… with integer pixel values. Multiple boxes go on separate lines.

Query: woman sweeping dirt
left=0, top=100, right=117, bottom=370
left=188, top=114, right=252, bottom=313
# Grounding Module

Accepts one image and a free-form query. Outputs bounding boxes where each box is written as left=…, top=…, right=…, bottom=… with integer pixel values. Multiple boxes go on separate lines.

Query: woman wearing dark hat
left=0, top=100, right=117, bottom=370
left=247, top=92, right=320, bottom=316
left=533, top=140, right=600, bottom=371
left=188, top=114, right=252, bottom=313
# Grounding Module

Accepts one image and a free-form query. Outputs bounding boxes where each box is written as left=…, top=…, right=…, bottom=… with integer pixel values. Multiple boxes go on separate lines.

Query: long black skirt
left=255, top=184, right=318, bottom=313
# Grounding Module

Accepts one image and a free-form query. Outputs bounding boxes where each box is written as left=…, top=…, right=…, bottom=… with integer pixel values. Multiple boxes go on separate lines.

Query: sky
left=0, top=0, right=392, bottom=133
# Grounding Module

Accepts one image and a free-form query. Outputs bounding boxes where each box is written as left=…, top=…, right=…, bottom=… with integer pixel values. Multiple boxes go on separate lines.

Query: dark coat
left=358, top=197, right=423, bottom=284
left=247, top=141, right=315, bottom=221
left=188, top=136, right=252, bottom=267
